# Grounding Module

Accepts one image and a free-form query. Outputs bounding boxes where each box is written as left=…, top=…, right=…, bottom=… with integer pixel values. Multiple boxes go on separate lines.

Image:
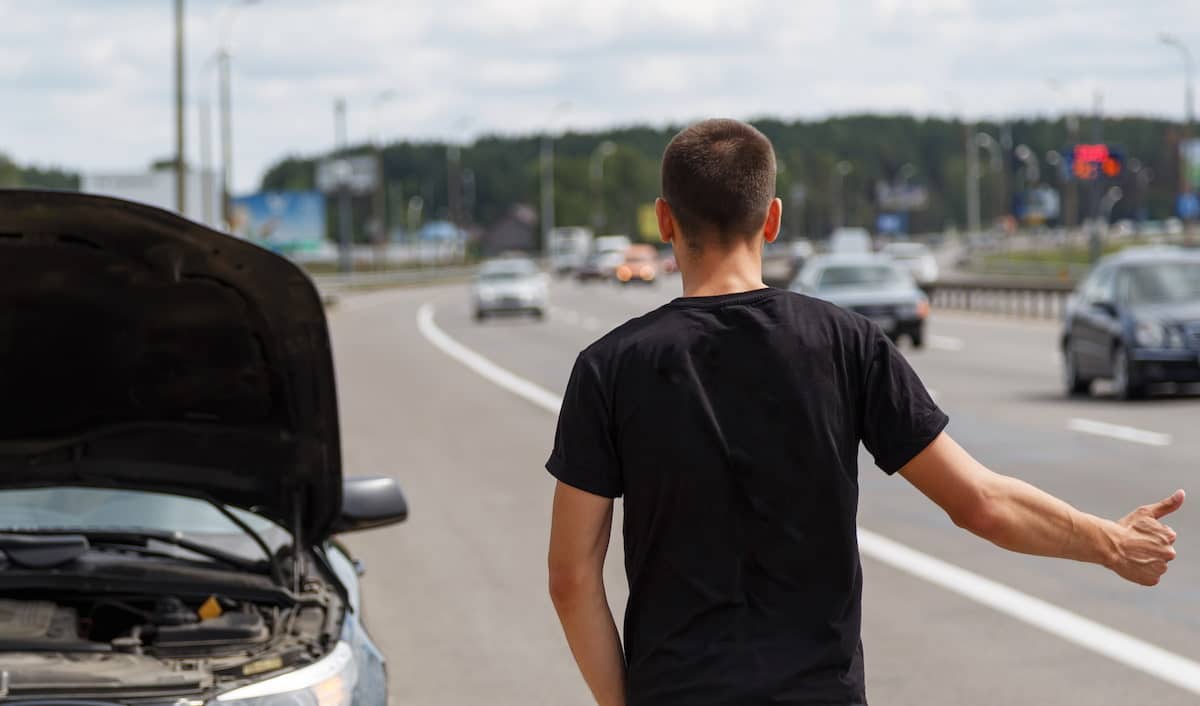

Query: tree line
left=261, top=114, right=1188, bottom=241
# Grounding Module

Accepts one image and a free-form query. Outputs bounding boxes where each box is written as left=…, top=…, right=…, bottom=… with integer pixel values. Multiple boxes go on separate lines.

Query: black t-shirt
left=546, top=287, right=948, bottom=706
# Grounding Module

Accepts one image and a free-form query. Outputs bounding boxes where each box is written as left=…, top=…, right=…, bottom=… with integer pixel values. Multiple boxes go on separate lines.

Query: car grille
left=1185, top=323, right=1200, bottom=349
left=851, top=304, right=898, bottom=318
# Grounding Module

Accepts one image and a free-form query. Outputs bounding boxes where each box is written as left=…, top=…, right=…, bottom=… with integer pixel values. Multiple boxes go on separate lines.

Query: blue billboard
left=231, top=190, right=326, bottom=253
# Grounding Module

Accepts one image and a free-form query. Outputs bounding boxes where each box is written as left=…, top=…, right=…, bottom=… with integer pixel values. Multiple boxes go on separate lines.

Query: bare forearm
left=971, top=473, right=1118, bottom=568
left=902, top=434, right=1182, bottom=586
left=552, top=579, right=626, bottom=706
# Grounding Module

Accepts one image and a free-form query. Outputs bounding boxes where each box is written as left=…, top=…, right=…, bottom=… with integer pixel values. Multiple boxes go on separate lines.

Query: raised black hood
left=0, top=190, right=341, bottom=541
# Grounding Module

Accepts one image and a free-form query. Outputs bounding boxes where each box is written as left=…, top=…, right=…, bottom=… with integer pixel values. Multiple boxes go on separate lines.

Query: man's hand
left=1107, top=490, right=1184, bottom=586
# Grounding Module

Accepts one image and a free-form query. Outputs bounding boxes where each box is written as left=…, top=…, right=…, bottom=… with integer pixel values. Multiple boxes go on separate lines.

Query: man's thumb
left=1148, top=490, right=1186, bottom=519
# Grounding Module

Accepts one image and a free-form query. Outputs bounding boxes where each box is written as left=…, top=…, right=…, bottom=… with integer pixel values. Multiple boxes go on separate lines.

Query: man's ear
left=762, top=198, right=783, bottom=244
left=656, top=198, right=675, bottom=245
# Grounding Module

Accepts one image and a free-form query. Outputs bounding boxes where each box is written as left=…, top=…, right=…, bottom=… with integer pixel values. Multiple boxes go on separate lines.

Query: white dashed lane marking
left=1067, top=418, right=1172, bottom=447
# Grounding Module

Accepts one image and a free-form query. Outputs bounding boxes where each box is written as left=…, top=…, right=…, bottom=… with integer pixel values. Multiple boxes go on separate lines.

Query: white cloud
left=0, top=0, right=1195, bottom=192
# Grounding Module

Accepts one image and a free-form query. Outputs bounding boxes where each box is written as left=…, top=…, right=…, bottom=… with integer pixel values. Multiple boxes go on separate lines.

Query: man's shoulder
left=580, top=289, right=869, bottom=364
left=579, top=304, right=674, bottom=365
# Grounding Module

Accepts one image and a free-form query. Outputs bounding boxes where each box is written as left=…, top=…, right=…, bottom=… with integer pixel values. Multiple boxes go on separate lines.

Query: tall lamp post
left=830, top=160, right=854, bottom=229
left=173, top=0, right=186, bottom=214
left=370, top=90, right=397, bottom=264
left=216, top=0, right=260, bottom=228
left=1047, top=78, right=1082, bottom=227
left=1161, top=33, right=1195, bottom=233
left=589, top=140, right=617, bottom=232
left=974, top=132, right=1003, bottom=228
left=540, top=101, right=571, bottom=254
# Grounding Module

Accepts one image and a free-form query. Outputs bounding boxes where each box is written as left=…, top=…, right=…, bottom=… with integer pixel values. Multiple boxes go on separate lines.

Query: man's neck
left=677, top=240, right=767, bottom=298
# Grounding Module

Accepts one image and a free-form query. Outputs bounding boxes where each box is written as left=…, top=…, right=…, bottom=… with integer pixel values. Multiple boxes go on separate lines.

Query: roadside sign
left=1177, top=193, right=1200, bottom=220
left=316, top=155, right=378, bottom=195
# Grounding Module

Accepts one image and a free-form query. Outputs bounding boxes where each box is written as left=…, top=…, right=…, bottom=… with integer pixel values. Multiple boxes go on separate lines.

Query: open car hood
left=0, top=191, right=341, bottom=542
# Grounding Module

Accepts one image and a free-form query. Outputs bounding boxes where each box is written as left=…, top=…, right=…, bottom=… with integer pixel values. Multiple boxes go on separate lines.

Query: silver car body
left=790, top=253, right=929, bottom=342
left=473, top=258, right=549, bottom=317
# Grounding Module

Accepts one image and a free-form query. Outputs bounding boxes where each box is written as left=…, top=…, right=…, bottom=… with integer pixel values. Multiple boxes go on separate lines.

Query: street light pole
left=965, top=120, right=981, bottom=234
left=370, top=90, right=397, bottom=263
left=540, top=102, right=570, bottom=254
left=1047, top=78, right=1081, bottom=227
left=334, top=98, right=353, bottom=274
left=216, top=0, right=260, bottom=228
left=198, top=98, right=213, bottom=225
left=174, top=0, right=186, bottom=214
left=831, top=161, right=854, bottom=229
left=975, top=132, right=1003, bottom=227
left=589, top=140, right=617, bottom=232
left=1161, top=33, right=1195, bottom=234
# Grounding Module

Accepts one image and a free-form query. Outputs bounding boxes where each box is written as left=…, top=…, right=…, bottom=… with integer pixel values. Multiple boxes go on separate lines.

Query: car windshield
left=818, top=264, right=907, bottom=290
left=480, top=262, right=537, bottom=281
left=1121, top=263, right=1200, bottom=305
left=0, top=486, right=286, bottom=562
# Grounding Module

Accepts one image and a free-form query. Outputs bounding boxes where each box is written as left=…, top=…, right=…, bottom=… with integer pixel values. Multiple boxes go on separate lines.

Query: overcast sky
left=2, top=0, right=1196, bottom=192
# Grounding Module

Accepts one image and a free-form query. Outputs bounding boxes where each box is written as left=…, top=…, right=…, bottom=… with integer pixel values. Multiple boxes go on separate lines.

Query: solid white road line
left=416, top=303, right=563, bottom=413
left=1067, top=417, right=1173, bottom=447
left=928, top=334, right=965, bottom=352
left=415, top=301, right=1200, bottom=696
left=858, top=530, right=1200, bottom=695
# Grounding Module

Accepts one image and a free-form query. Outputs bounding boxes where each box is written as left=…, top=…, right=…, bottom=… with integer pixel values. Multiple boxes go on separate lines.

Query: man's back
left=548, top=288, right=947, bottom=705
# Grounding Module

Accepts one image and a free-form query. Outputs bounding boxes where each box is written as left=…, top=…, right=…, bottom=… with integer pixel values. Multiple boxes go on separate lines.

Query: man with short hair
left=546, top=118, right=1183, bottom=706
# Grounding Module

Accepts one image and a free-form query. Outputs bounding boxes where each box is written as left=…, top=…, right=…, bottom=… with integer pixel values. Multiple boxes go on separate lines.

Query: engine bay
left=0, top=587, right=340, bottom=698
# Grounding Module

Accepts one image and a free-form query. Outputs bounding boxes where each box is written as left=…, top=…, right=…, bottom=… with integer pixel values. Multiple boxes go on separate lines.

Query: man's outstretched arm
left=548, top=480, right=626, bottom=706
left=900, top=433, right=1183, bottom=586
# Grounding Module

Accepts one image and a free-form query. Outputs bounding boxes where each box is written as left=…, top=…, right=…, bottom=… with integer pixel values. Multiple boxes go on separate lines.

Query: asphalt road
left=330, top=276, right=1198, bottom=706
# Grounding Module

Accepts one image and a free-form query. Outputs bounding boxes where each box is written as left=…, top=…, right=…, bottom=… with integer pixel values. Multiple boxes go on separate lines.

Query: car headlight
left=476, top=287, right=496, bottom=302
left=1134, top=321, right=1188, bottom=349
left=216, top=642, right=357, bottom=706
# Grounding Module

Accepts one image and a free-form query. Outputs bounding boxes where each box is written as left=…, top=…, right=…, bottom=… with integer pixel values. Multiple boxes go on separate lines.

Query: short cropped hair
left=661, top=119, right=777, bottom=246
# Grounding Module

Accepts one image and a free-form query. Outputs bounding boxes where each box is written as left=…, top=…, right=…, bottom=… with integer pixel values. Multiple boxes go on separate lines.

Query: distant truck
left=593, top=234, right=632, bottom=255
left=548, top=226, right=594, bottom=275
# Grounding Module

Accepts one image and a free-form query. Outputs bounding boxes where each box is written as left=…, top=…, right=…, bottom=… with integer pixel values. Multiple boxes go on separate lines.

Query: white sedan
left=882, top=241, right=939, bottom=285
left=473, top=257, right=549, bottom=321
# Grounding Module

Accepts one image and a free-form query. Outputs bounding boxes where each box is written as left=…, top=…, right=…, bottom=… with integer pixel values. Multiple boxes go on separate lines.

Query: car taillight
left=917, top=299, right=930, bottom=319
left=616, top=265, right=632, bottom=282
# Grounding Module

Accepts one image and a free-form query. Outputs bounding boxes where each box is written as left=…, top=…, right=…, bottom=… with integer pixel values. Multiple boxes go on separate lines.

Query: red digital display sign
left=1070, top=143, right=1123, bottom=180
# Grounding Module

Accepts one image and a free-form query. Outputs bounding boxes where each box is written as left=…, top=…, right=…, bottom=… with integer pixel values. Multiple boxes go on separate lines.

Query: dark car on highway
left=0, top=190, right=408, bottom=703
left=1062, top=247, right=1200, bottom=399
left=789, top=253, right=930, bottom=347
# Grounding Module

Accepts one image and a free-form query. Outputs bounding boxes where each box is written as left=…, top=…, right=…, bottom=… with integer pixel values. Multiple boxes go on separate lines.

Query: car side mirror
left=333, top=476, right=408, bottom=534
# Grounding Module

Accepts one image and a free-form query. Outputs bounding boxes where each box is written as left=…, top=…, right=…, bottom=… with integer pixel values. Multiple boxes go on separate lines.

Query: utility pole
left=174, top=0, right=186, bottom=215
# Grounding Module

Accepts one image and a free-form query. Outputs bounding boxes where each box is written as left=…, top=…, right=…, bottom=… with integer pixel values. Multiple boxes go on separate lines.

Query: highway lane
left=330, top=279, right=1197, bottom=705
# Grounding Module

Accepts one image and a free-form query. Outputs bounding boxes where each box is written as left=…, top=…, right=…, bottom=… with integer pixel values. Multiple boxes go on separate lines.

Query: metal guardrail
left=925, top=275, right=1076, bottom=319
left=312, top=265, right=478, bottom=306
